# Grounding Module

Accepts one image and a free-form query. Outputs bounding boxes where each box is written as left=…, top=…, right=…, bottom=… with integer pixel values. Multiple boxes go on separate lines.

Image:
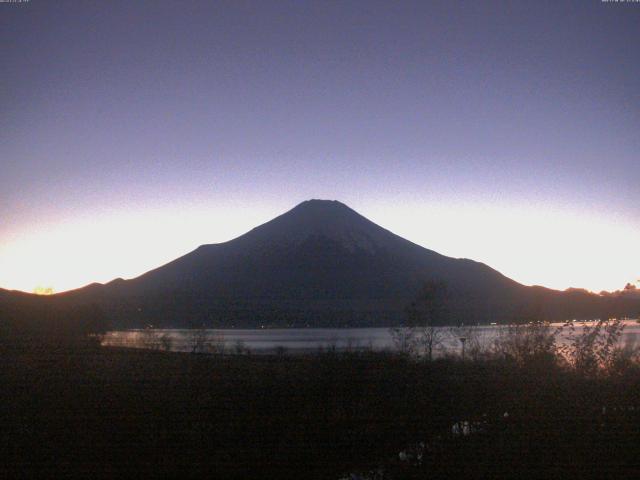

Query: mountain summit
left=230, top=199, right=420, bottom=253
left=54, top=200, right=633, bottom=328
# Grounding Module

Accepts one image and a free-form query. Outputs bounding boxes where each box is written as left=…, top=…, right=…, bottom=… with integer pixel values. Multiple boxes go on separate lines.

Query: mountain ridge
left=3, top=200, right=638, bottom=327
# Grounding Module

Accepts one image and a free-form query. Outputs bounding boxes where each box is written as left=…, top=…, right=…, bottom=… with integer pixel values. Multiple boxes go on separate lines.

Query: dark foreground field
left=2, top=347, right=640, bottom=479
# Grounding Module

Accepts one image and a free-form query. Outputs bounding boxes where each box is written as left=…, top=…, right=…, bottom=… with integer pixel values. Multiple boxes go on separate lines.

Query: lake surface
left=102, top=320, right=640, bottom=356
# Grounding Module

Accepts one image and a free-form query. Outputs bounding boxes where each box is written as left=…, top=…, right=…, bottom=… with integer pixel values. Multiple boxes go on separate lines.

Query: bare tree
left=160, top=333, right=173, bottom=352
left=453, top=324, right=500, bottom=360
left=188, top=324, right=209, bottom=354
left=208, top=332, right=226, bottom=355
left=389, top=326, right=417, bottom=355
left=560, top=317, right=625, bottom=375
left=141, top=326, right=161, bottom=350
left=492, top=322, right=560, bottom=366
left=407, top=281, right=450, bottom=360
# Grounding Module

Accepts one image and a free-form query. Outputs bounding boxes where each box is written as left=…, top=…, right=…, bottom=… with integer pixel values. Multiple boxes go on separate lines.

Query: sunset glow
left=3, top=3, right=640, bottom=478
left=1, top=199, right=637, bottom=295
left=1, top=1, right=638, bottom=296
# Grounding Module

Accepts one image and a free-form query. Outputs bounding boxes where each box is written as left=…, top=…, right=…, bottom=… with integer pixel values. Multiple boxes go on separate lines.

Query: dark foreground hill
left=3, top=200, right=639, bottom=327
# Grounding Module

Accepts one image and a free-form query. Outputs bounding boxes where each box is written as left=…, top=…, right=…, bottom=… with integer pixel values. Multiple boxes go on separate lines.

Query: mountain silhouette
left=3, top=200, right=639, bottom=327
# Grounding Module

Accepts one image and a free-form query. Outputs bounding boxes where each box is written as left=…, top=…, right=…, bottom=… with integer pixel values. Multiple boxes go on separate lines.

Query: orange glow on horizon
left=33, top=287, right=55, bottom=296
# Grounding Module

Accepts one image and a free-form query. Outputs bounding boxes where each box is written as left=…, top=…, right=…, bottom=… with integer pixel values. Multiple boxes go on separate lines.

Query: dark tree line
left=0, top=298, right=108, bottom=352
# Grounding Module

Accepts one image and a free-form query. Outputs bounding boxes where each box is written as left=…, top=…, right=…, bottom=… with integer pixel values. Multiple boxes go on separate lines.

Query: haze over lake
left=102, top=321, right=640, bottom=356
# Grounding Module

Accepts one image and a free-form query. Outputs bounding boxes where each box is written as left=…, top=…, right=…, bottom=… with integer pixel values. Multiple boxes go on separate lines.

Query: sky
left=1, top=0, right=638, bottom=294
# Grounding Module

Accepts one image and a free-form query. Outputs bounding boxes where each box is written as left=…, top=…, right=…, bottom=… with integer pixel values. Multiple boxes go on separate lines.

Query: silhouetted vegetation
left=2, top=314, right=640, bottom=479
left=406, top=281, right=450, bottom=361
left=0, top=297, right=107, bottom=353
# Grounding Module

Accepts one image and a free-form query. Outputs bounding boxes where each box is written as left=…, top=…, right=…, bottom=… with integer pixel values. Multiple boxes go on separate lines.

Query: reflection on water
left=102, top=320, right=640, bottom=356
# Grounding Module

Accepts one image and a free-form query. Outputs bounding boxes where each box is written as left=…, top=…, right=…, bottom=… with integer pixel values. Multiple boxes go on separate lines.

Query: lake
left=102, top=320, right=640, bottom=356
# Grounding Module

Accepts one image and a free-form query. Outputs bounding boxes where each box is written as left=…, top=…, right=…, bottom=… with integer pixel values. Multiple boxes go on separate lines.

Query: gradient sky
left=1, top=0, right=639, bottom=294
